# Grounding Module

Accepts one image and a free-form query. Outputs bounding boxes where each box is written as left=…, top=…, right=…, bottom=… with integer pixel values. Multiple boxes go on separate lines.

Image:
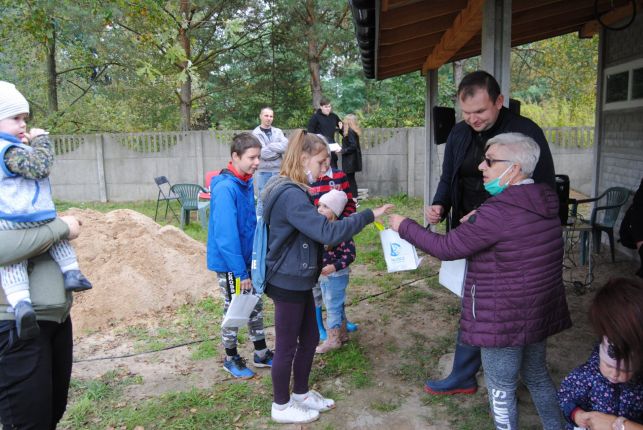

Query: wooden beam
left=382, top=0, right=467, bottom=28
left=382, top=0, right=390, bottom=13
left=422, top=0, right=485, bottom=72
left=380, top=13, right=458, bottom=45
left=579, top=0, right=642, bottom=38
left=379, top=33, right=442, bottom=58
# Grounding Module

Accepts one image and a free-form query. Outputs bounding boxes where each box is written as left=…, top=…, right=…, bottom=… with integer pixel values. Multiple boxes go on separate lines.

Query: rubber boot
left=315, top=306, right=327, bottom=341
left=345, top=320, right=358, bottom=332
left=424, top=342, right=481, bottom=395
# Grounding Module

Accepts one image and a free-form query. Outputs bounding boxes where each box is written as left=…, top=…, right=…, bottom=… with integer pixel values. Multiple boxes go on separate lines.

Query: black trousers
left=346, top=172, right=358, bottom=198
left=0, top=317, right=73, bottom=430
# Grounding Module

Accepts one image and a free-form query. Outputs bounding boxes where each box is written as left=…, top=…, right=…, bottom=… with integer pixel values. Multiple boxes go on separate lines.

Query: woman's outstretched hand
left=388, top=214, right=407, bottom=232
left=372, top=204, right=394, bottom=219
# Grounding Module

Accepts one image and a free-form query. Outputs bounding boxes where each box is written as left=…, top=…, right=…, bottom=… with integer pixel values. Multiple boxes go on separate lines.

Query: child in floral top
left=558, top=278, right=643, bottom=430
left=315, top=189, right=356, bottom=354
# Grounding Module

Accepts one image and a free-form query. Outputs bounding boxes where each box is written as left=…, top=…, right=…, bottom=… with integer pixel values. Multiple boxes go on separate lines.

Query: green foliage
left=0, top=2, right=597, bottom=132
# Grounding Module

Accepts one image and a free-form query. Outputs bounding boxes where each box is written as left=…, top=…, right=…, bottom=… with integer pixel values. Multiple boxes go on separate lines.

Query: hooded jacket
left=260, top=175, right=374, bottom=292
left=399, top=182, right=571, bottom=347
left=206, top=170, right=256, bottom=280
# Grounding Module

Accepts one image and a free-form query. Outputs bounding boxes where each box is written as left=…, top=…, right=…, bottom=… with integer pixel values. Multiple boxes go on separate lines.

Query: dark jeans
left=0, top=317, right=73, bottom=430
left=270, top=291, right=319, bottom=405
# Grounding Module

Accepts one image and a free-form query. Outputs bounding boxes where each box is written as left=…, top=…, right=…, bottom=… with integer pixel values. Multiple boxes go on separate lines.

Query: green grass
left=61, top=376, right=271, bottom=430
left=311, top=341, right=373, bottom=389
left=57, top=196, right=495, bottom=429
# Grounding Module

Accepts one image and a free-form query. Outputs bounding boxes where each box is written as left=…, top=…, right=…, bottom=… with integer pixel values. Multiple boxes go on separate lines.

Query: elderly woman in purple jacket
left=389, top=132, right=571, bottom=430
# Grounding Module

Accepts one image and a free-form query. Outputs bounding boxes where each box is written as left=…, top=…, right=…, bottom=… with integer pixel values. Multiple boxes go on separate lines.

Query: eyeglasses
left=482, top=157, right=512, bottom=167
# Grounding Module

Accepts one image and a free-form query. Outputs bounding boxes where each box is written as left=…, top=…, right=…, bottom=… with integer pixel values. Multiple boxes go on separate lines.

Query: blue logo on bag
left=390, top=243, right=401, bottom=257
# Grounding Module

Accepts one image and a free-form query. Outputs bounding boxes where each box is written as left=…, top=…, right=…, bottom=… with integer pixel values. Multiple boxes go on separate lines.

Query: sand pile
left=62, top=208, right=216, bottom=334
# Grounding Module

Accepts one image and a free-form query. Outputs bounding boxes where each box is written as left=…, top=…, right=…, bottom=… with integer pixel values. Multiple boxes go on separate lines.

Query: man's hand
left=321, top=264, right=336, bottom=276
left=459, top=209, right=477, bottom=223
left=425, top=205, right=444, bottom=225
left=240, top=278, right=253, bottom=292
left=388, top=214, right=407, bottom=232
left=60, top=216, right=81, bottom=240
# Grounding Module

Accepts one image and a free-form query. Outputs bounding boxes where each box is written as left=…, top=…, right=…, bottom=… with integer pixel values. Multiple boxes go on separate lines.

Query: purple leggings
left=271, top=292, right=319, bottom=405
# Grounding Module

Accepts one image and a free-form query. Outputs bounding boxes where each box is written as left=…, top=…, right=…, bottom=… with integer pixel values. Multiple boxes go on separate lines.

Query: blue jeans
left=319, top=273, right=349, bottom=329
left=256, top=171, right=277, bottom=217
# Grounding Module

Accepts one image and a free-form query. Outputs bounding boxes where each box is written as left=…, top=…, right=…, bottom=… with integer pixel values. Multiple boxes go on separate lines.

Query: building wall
left=597, top=13, right=643, bottom=260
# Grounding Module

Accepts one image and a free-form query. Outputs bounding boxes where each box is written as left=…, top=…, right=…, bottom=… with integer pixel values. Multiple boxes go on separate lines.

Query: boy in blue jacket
left=207, top=133, right=273, bottom=379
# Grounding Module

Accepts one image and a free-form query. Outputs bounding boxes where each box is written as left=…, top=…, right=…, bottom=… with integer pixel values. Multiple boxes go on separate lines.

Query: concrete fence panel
left=49, top=127, right=594, bottom=202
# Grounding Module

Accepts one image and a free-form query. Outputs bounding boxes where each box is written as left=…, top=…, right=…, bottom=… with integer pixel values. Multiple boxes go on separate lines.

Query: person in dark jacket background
left=619, top=177, right=643, bottom=278
left=424, top=70, right=557, bottom=397
left=259, top=130, right=391, bottom=424
left=340, top=114, right=363, bottom=199
left=307, top=97, right=342, bottom=169
left=390, top=133, right=570, bottom=430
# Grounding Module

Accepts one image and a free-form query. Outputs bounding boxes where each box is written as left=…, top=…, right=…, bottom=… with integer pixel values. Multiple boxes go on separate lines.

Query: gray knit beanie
left=0, top=81, right=29, bottom=121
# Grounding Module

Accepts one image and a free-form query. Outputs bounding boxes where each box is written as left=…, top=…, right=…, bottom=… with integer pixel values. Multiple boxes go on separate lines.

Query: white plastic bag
left=379, top=229, right=422, bottom=273
left=439, top=259, right=467, bottom=297
left=221, top=293, right=260, bottom=328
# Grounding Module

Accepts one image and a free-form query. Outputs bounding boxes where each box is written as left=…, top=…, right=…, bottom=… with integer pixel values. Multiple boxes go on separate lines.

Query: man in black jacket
left=307, top=97, right=342, bottom=169
left=425, top=70, right=556, bottom=396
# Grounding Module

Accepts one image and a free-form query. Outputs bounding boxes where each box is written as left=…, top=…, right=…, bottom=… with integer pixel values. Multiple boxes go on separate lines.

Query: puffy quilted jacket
left=399, top=182, right=571, bottom=347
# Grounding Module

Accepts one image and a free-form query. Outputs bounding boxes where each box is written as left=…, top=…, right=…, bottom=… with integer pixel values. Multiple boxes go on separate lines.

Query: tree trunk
left=453, top=60, right=464, bottom=121
left=178, top=0, right=192, bottom=131
left=46, top=21, right=58, bottom=113
left=305, top=0, right=323, bottom=109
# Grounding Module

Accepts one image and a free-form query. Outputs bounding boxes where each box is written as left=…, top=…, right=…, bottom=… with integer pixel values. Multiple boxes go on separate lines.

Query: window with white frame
left=603, top=58, right=643, bottom=110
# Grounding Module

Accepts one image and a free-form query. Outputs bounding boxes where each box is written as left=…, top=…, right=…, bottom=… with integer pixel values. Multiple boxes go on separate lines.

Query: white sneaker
left=271, top=401, right=320, bottom=424
left=292, top=390, right=335, bottom=412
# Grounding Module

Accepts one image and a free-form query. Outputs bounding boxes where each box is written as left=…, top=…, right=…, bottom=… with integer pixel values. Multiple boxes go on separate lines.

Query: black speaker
left=509, top=98, right=521, bottom=115
left=555, top=174, right=570, bottom=225
left=433, top=106, right=455, bottom=144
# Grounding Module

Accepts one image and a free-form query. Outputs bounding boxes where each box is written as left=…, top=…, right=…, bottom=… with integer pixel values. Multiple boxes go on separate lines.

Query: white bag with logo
left=439, top=259, right=467, bottom=297
left=379, top=229, right=422, bottom=273
left=221, top=292, right=260, bottom=328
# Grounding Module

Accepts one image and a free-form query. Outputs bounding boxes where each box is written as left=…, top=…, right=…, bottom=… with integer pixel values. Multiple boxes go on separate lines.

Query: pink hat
left=319, top=189, right=348, bottom=217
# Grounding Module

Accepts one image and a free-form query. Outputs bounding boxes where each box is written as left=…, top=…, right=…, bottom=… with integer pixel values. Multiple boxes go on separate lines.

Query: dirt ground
left=66, top=207, right=640, bottom=429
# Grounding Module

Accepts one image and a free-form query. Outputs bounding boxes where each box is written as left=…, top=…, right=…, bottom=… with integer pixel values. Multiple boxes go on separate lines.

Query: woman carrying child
left=558, top=277, right=643, bottom=430
left=259, top=130, right=391, bottom=424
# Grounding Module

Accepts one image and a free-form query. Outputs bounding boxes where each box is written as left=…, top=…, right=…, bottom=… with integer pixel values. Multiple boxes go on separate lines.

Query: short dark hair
left=319, top=97, right=331, bottom=107
left=589, top=277, right=643, bottom=376
left=231, top=132, right=261, bottom=157
left=457, top=70, right=501, bottom=103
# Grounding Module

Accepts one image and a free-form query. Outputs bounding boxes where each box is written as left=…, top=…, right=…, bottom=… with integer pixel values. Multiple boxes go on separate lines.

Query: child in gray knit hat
left=0, top=81, right=92, bottom=340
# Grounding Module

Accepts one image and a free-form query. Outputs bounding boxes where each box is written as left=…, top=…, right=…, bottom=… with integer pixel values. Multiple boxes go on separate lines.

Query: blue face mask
left=484, top=164, right=514, bottom=196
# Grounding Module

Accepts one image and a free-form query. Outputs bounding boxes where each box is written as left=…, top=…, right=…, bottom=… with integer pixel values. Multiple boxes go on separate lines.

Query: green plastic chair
left=170, top=183, right=210, bottom=230
left=570, top=186, right=631, bottom=263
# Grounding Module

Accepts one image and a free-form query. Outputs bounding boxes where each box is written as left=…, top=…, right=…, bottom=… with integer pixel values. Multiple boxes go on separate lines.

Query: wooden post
left=96, top=134, right=107, bottom=202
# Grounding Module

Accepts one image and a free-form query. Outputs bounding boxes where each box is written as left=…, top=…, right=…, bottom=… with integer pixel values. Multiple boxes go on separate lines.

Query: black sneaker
left=63, top=270, right=93, bottom=292
left=14, top=300, right=40, bottom=340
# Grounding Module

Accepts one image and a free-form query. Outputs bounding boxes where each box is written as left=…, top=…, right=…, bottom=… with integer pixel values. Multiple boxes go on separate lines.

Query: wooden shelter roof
left=350, top=0, right=638, bottom=79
